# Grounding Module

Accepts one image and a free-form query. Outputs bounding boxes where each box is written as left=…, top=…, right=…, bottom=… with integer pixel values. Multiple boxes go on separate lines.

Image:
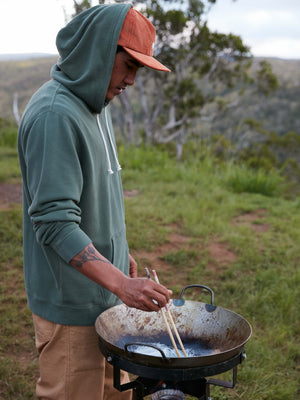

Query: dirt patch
left=133, top=231, right=238, bottom=287
left=232, top=209, right=269, bottom=233
left=0, top=183, right=22, bottom=209
left=0, top=185, right=140, bottom=209
left=124, top=189, right=140, bottom=198
left=208, top=241, right=237, bottom=266
left=132, top=232, right=193, bottom=282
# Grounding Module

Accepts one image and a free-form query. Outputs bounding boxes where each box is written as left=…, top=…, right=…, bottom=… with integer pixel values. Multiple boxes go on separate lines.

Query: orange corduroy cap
left=118, top=8, right=170, bottom=72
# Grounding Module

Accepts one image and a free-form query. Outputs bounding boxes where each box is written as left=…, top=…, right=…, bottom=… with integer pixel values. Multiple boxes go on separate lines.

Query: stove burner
left=151, top=389, right=185, bottom=399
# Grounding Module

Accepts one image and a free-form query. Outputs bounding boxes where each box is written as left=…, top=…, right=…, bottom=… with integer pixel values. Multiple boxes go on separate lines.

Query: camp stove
left=103, top=347, right=246, bottom=399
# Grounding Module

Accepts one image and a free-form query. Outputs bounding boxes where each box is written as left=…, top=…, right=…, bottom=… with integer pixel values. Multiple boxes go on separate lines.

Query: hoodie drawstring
left=104, top=107, right=122, bottom=171
left=96, top=114, right=113, bottom=174
left=97, top=110, right=121, bottom=174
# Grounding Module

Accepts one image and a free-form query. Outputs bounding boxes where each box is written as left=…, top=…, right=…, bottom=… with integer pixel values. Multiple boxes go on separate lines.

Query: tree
left=135, top=0, right=279, bottom=158
left=71, top=0, right=93, bottom=17
left=67, top=0, right=278, bottom=159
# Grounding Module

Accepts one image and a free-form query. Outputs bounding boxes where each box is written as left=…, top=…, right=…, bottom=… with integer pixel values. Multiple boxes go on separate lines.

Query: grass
left=0, top=148, right=21, bottom=183
left=223, top=163, right=284, bottom=197
left=1, top=144, right=299, bottom=399
left=0, top=207, right=36, bottom=399
left=225, top=163, right=282, bottom=196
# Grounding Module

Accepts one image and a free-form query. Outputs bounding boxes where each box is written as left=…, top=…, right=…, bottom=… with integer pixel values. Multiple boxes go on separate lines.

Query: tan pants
left=32, top=314, right=132, bottom=400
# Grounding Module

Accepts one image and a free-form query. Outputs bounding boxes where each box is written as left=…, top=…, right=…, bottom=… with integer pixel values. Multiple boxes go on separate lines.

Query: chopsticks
left=145, top=268, right=187, bottom=357
left=152, top=270, right=188, bottom=357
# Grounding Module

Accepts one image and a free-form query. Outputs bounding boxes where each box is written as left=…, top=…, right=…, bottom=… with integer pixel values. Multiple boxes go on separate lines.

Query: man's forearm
left=71, top=245, right=111, bottom=269
left=69, top=243, right=128, bottom=297
left=70, top=243, right=171, bottom=312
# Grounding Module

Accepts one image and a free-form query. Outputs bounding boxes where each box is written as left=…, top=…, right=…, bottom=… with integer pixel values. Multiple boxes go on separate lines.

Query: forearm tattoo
left=72, top=244, right=111, bottom=268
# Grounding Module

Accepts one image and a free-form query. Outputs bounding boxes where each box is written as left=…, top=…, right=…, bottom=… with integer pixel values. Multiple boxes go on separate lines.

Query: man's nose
left=124, top=70, right=137, bottom=86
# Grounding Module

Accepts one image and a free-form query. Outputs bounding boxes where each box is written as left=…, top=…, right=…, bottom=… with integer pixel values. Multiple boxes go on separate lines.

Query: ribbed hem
left=53, top=227, right=92, bottom=263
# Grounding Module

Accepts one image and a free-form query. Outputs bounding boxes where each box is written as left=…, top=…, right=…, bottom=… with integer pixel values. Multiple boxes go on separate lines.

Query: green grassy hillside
left=0, top=144, right=299, bottom=399
left=0, top=56, right=57, bottom=121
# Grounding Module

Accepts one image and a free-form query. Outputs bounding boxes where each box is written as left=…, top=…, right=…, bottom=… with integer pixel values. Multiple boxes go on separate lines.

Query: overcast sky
left=1, top=0, right=299, bottom=59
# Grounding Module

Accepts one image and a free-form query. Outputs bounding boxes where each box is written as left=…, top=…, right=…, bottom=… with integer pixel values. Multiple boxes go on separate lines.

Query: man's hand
left=116, top=276, right=172, bottom=312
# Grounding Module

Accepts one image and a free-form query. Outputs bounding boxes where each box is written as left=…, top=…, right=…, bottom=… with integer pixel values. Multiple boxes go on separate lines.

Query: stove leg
left=132, top=386, right=145, bottom=400
left=206, top=365, right=238, bottom=399
left=206, top=382, right=212, bottom=400
left=113, top=366, right=156, bottom=399
left=113, top=366, right=145, bottom=399
left=207, top=365, right=237, bottom=389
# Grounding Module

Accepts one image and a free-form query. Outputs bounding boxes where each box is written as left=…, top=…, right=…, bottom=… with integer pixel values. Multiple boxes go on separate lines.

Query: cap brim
left=123, top=47, right=171, bottom=72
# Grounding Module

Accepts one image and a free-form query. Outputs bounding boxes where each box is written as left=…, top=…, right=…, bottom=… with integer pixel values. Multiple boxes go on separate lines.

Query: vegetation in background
left=107, top=0, right=278, bottom=158
left=0, top=119, right=18, bottom=148
left=0, top=121, right=19, bottom=183
left=0, top=57, right=57, bottom=123
left=223, top=164, right=283, bottom=197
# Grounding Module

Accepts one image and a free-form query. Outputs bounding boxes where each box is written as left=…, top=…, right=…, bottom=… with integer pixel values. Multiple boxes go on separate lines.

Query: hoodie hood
left=51, top=3, right=131, bottom=113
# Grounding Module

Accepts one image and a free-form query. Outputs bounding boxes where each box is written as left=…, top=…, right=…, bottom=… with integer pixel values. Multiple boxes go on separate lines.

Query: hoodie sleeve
left=22, top=110, right=92, bottom=263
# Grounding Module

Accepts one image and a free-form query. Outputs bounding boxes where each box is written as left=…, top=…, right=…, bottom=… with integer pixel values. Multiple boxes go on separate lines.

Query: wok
left=95, top=285, right=252, bottom=369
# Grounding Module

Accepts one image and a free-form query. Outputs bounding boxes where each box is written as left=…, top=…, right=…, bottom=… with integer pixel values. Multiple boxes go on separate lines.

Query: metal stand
left=106, top=343, right=246, bottom=400
left=113, top=364, right=239, bottom=400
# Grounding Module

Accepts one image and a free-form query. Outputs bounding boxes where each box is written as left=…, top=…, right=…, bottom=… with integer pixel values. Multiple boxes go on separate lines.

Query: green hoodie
left=17, top=3, right=132, bottom=325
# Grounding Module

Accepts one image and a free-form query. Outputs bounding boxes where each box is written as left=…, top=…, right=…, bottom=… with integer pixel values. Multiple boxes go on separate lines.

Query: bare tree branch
left=13, top=93, right=20, bottom=126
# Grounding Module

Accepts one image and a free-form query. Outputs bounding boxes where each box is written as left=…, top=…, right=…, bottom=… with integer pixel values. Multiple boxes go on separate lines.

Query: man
left=17, top=4, right=171, bottom=399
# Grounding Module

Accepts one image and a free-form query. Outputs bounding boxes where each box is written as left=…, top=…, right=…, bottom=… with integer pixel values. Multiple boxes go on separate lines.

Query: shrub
left=0, top=118, right=18, bottom=148
left=224, top=164, right=283, bottom=197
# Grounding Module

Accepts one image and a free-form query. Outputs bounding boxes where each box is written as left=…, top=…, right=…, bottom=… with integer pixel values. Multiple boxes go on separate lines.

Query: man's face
left=105, top=50, right=143, bottom=101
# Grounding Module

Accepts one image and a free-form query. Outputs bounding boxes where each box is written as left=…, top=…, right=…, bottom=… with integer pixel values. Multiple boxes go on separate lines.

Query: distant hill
left=199, top=57, right=300, bottom=140
left=0, top=55, right=299, bottom=141
left=0, top=55, right=58, bottom=122
left=0, top=53, right=57, bottom=61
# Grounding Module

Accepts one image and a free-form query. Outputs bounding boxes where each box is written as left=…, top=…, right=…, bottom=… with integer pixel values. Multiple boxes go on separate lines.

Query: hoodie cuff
left=53, top=227, right=92, bottom=263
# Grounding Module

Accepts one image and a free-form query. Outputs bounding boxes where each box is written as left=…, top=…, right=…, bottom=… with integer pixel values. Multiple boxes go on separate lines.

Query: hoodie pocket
left=111, top=228, right=129, bottom=275
left=97, top=228, right=129, bottom=305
